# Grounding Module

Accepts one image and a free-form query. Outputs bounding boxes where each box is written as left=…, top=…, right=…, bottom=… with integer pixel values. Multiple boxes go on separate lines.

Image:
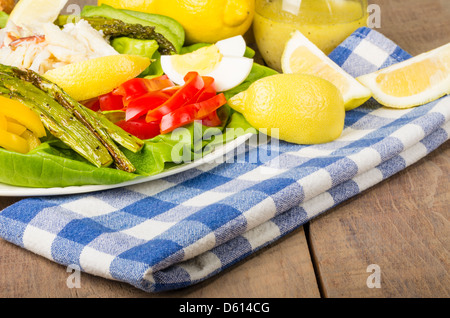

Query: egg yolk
left=171, top=45, right=223, bottom=76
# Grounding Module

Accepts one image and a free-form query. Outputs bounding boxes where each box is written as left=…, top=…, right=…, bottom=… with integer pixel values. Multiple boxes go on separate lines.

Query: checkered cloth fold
left=1, top=27, right=449, bottom=293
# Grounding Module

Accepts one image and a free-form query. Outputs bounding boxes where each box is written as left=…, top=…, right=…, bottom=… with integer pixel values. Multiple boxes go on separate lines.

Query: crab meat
left=9, top=35, right=45, bottom=50
left=0, top=18, right=119, bottom=74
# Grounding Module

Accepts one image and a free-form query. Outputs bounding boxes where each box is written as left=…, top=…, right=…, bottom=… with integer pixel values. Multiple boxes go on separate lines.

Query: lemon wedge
left=281, top=30, right=372, bottom=111
left=357, top=43, right=450, bottom=109
left=44, top=54, right=151, bottom=101
left=7, top=0, right=68, bottom=29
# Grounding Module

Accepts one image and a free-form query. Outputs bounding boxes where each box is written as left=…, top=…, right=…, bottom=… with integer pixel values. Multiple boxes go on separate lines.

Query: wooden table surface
left=0, top=0, right=449, bottom=298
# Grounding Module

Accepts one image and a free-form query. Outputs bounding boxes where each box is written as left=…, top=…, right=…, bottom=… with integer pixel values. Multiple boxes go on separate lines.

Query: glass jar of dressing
left=253, top=0, right=368, bottom=72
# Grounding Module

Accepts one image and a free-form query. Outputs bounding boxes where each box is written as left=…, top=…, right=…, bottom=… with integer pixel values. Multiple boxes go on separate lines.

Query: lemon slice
left=281, top=30, right=372, bottom=111
left=8, top=0, right=68, bottom=29
left=44, top=54, right=151, bottom=101
left=357, top=43, right=450, bottom=109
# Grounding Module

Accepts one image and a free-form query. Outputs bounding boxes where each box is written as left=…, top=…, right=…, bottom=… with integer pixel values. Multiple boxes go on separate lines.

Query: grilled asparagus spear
left=7, top=66, right=144, bottom=154
left=55, top=15, right=176, bottom=55
left=0, top=64, right=143, bottom=172
left=0, top=73, right=114, bottom=168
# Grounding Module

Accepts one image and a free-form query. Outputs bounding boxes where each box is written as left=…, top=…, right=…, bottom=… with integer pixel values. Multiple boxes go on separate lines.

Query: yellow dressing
left=254, top=0, right=368, bottom=72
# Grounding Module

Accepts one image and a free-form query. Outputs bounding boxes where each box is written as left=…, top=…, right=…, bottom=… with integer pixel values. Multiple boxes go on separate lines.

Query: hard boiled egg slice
left=160, top=35, right=253, bottom=92
left=215, top=35, right=248, bottom=57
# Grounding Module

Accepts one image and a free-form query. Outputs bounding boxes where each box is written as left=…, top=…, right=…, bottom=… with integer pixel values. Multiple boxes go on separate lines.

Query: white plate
left=0, top=133, right=253, bottom=197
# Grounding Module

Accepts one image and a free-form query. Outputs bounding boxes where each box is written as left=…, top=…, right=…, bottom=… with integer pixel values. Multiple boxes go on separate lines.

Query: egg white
left=160, top=35, right=254, bottom=92
left=216, top=35, right=247, bottom=57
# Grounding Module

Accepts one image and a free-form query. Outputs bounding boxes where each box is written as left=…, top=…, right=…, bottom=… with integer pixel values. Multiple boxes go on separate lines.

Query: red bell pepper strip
left=189, top=76, right=216, bottom=104
left=116, top=118, right=161, bottom=140
left=142, top=75, right=175, bottom=91
left=160, top=93, right=227, bottom=134
left=195, top=93, right=227, bottom=119
left=113, top=75, right=174, bottom=106
left=201, top=110, right=222, bottom=127
left=160, top=105, right=197, bottom=134
left=145, top=72, right=204, bottom=122
left=125, top=90, right=172, bottom=122
left=83, top=98, right=100, bottom=112
left=98, top=92, right=125, bottom=111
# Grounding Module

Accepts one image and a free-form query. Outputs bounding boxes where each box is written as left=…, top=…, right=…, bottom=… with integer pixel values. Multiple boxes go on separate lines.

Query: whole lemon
left=98, top=0, right=255, bottom=44
left=228, top=74, right=345, bottom=144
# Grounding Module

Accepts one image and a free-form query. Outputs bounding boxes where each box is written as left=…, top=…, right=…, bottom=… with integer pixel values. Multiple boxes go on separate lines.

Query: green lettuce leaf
left=0, top=142, right=137, bottom=188
left=111, top=37, right=164, bottom=77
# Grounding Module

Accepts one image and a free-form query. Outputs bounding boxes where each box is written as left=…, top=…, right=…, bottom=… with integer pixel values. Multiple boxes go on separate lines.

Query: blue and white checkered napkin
left=1, top=27, right=449, bottom=293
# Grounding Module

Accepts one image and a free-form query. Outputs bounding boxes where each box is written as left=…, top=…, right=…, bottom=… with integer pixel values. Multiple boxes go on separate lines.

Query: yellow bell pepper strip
left=0, top=96, right=46, bottom=138
left=0, top=112, right=7, bottom=130
left=7, top=121, right=27, bottom=136
left=21, top=130, right=41, bottom=151
left=0, top=129, right=29, bottom=154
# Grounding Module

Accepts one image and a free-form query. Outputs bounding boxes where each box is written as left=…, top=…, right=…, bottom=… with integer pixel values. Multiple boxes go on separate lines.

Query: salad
left=0, top=1, right=277, bottom=188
